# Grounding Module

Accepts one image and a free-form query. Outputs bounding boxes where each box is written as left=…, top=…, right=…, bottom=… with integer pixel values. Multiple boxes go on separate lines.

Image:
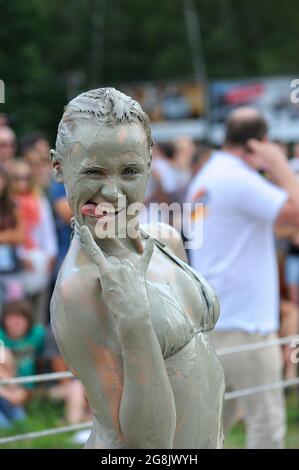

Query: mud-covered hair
left=54, top=87, right=153, bottom=159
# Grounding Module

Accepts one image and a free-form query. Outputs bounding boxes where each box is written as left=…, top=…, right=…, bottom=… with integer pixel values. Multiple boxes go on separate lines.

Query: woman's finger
left=80, top=225, right=109, bottom=271
left=137, top=238, right=154, bottom=275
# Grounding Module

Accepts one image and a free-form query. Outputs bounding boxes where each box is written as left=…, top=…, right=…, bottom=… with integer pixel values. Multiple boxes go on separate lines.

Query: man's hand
left=246, top=140, right=299, bottom=227
left=245, top=139, right=287, bottom=172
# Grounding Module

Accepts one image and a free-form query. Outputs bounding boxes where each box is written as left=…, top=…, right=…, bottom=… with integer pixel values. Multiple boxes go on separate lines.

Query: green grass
left=0, top=397, right=81, bottom=449
left=0, top=392, right=298, bottom=449
left=224, top=390, right=299, bottom=449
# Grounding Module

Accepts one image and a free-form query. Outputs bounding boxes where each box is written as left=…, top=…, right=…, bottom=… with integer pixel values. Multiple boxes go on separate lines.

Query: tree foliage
left=0, top=0, right=298, bottom=141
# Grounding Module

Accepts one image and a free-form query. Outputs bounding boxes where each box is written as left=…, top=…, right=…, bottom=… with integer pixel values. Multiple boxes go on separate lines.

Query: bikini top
left=72, top=219, right=220, bottom=360
left=140, top=228, right=220, bottom=359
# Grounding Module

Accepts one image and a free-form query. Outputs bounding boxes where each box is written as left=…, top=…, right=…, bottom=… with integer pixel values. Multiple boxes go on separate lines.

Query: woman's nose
left=100, top=182, right=119, bottom=202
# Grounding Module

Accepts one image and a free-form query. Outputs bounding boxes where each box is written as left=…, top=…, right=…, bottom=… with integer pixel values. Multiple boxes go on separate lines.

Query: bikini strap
left=140, top=227, right=220, bottom=332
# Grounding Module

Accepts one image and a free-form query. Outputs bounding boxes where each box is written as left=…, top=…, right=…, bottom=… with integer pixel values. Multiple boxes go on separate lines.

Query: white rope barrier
left=0, top=376, right=298, bottom=445
left=216, top=334, right=299, bottom=356
left=0, top=334, right=298, bottom=386
left=0, top=372, right=74, bottom=385
left=225, top=376, right=299, bottom=400
left=0, top=421, right=92, bottom=445
left=0, top=333, right=298, bottom=445
left=0, top=371, right=73, bottom=386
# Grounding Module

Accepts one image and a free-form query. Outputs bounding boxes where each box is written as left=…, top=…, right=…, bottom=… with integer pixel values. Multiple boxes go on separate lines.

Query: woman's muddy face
left=62, top=122, right=150, bottom=239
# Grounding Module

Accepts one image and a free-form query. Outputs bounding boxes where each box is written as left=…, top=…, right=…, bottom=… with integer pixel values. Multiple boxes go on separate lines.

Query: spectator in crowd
left=191, top=143, right=212, bottom=177
left=285, top=233, right=299, bottom=305
left=143, top=144, right=169, bottom=204
left=0, top=114, right=9, bottom=128
left=275, top=225, right=299, bottom=380
left=138, top=144, right=170, bottom=225
left=23, top=148, right=52, bottom=195
left=153, top=138, right=193, bottom=196
left=0, top=300, right=45, bottom=379
left=43, top=325, right=89, bottom=425
left=187, top=107, right=299, bottom=448
left=279, top=299, right=299, bottom=381
left=283, top=145, right=299, bottom=306
left=173, top=136, right=196, bottom=172
left=0, top=127, right=17, bottom=171
left=0, top=167, right=24, bottom=313
left=48, top=176, right=72, bottom=277
left=0, top=301, right=45, bottom=427
left=30, top=136, right=50, bottom=163
left=183, top=144, right=212, bottom=262
left=19, top=133, right=52, bottom=195
left=148, top=139, right=194, bottom=231
left=289, top=142, right=299, bottom=174
left=177, top=142, right=212, bottom=215
left=0, top=347, right=27, bottom=428
left=19, top=133, right=50, bottom=162
left=10, top=160, right=58, bottom=323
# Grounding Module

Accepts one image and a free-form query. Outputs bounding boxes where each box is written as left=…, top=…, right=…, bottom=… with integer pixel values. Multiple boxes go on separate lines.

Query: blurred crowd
left=0, top=114, right=88, bottom=430
left=0, top=110, right=298, bottom=448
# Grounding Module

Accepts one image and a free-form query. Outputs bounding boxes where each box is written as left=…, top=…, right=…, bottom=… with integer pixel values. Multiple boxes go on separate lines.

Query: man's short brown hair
left=225, top=107, right=268, bottom=147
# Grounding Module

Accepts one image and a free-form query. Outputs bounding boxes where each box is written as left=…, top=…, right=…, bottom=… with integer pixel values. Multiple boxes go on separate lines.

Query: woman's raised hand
left=80, top=225, right=154, bottom=333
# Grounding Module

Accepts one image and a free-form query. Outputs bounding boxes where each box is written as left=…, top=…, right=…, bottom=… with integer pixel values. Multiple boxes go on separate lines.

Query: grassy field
left=224, top=390, right=299, bottom=449
left=0, top=391, right=298, bottom=449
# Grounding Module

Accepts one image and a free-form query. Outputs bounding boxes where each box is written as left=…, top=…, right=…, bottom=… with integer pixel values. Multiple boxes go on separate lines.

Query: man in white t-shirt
left=187, top=107, right=299, bottom=449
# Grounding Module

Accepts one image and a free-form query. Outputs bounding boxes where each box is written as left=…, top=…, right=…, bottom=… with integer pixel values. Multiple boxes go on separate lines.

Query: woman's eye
left=84, top=169, right=104, bottom=176
left=122, top=168, right=138, bottom=176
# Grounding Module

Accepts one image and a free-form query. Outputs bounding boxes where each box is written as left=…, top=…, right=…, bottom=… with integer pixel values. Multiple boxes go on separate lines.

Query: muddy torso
left=50, top=232, right=224, bottom=448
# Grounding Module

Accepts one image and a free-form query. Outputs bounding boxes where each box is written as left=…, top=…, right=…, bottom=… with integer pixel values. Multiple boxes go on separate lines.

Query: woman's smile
left=82, top=201, right=125, bottom=221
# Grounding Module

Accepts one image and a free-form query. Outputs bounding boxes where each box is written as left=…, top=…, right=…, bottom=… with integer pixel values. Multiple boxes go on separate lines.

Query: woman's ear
left=50, top=150, right=64, bottom=183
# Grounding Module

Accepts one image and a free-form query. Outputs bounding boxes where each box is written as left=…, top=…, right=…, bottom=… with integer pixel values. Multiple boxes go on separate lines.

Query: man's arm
left=246, top=140, right=299, bottom=226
